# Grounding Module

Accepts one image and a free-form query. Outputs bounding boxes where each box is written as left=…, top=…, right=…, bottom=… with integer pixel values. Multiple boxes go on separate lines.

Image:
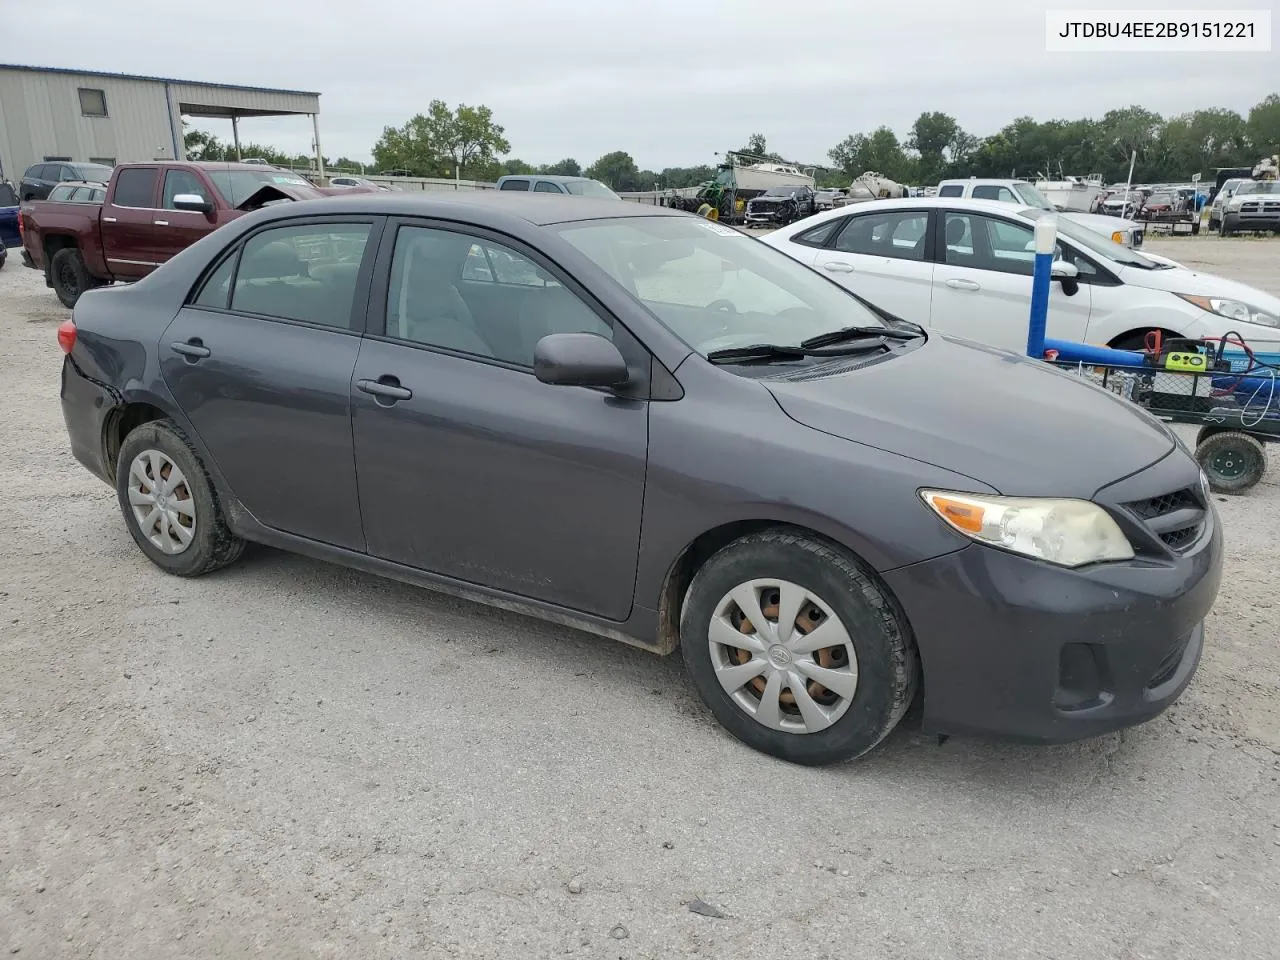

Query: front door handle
left=822, top=261, right=855, bottom=273
left=170, top=340, right=211, bottom=360
left=357, top=376, right=413, bottom=403
left=153, top=219, right=169, bottom=226
left=945, top=278, right=981, bottom=291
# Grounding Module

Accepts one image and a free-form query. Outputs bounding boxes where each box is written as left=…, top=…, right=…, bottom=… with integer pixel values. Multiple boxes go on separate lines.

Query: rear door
left=930, top=209, right=1092, bottom=352
left=101, top=166, right=162, bottom=277
left=809, top=208, right=935, bottom=326
left=160, top=216, right=381, bottom=550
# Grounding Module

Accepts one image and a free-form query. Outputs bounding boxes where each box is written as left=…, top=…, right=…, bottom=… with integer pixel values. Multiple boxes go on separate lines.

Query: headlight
left=1176, top=294, right=1279, bottom=328
left=920, top=490, right=1134, bottom=567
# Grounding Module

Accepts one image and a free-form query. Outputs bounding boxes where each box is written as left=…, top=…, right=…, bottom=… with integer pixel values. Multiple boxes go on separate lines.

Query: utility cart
left=1047, top=342, right=1277, bottom=493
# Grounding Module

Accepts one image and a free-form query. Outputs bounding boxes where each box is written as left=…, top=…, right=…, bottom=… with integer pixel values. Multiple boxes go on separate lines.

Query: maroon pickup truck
left=22, top=161, right=356, bottom=307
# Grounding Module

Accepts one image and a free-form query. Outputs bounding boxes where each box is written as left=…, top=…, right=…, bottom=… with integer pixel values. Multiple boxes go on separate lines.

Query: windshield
left=762, top=187, right=799, bottom=197
left=73, top=164, right=113, bottom=181
left=554, top=216, right=888, bottom=357
left=204, top=168, right=312, bottom=205
left=563, top=179, right=620, bottom=199
left=1236, top=182, right=1280, bottom=196
left=1018, top=207, right=1167, bottom=269
left=1012, top=183, right=1052, bottom=208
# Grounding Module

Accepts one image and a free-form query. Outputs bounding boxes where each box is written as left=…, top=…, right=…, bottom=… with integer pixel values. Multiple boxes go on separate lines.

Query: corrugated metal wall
left=0, top=69, right=176, bottom=179
left=0, top=68, right=320, bottom=183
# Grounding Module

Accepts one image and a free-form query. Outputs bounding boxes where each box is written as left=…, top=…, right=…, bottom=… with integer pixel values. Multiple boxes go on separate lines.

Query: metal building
left=0, top=64, right=323, bottom=182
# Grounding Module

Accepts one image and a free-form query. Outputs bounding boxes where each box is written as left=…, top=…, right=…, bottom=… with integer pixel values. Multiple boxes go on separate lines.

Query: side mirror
left=173, top=193, right=214, bottom=215
left=534, top=333, right=629, bottom=388
left=1051, top=259, right=1080, bottom=296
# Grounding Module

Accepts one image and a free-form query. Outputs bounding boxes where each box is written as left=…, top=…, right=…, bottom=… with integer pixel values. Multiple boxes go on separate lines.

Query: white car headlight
left=920, top=490, right=1135, bottom=567
left=1176, top=294, right=1279, bottom=328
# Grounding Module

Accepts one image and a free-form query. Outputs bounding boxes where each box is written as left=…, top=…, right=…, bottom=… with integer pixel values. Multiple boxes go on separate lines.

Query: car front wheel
left=679, top=529, right=918, bottom=765
left=115, top=419, right=246, bottom=576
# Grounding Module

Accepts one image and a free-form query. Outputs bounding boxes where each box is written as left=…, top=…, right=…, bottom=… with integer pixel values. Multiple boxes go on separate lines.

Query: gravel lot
left=2, top=235, right=1279, bottom=959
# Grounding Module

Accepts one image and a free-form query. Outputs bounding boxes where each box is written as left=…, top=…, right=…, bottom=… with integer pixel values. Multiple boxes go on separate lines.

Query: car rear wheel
left=50, top=248, right=94, bottom=308
left=679, top=529, right=917, bottom=765
left=115, top=420, right=246, bottom=576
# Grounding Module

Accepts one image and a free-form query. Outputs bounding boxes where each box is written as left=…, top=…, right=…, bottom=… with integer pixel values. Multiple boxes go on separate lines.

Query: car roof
left=497, top=174, right=594, bottom=183
left=825, top=196, right=1034, bottom=216
left=252, top=190, right=686, bottom=227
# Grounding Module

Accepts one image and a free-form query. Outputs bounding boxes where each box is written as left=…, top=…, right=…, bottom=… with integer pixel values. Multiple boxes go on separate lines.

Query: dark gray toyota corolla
left=57, top=192, right=1223, bottom=765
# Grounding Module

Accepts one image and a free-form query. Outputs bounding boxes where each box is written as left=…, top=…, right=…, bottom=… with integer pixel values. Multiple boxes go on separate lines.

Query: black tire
left=50, top=247, right=93, bottom=308
left=679, top=529, right=918, bottom=766
left=114, top=419, right=246, bottom=576
left=1208, top=217, right=1219, bottom=232
left=1219, top=220, right=1233, bottom=238
left=1191, top=221, right=1200, bottom=236
left=1195, top=430, right=1266, bottom=494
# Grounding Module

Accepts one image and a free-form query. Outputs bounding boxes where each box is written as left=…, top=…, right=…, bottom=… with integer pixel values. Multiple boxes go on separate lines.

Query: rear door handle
left=170, top=340, right=211, bottom=360
left=822, top=261, right=855, bottom=273
left=357, top=377, right=413, bottom=403
left=153, top=219, right=169, bottom=226
left=945, top=278, right=981, bottom=291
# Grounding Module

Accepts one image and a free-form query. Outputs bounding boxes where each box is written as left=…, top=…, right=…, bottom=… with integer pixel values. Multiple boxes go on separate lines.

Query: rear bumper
left=60, top=355, right=117, bottom=485
left=883, top=505, right=1222, bottom=744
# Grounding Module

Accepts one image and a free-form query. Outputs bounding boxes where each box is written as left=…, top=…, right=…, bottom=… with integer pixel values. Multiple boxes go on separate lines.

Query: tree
left=828, top=127, right=912, bottom=182
left=502, top=158, right=537, bottom=176
left=541, top=158, right=582, bottom=177
left=421, top=100, right=511, bottom=178
left=1247, top=93, right=1280, bottom=156
left=586, top=150, right=640, bottom=191
left=371, top=115, right=440, bottom=176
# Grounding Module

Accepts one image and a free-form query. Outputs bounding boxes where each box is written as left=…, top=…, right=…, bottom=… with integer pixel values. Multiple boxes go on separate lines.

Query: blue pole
left=1025, top=215, right=1059, bottom=358
left=1026, top=252, right=1053, bottom=358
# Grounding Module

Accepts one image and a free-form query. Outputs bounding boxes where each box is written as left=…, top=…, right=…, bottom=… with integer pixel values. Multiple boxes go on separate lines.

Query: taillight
left=57, top=319, right=76, bottom=354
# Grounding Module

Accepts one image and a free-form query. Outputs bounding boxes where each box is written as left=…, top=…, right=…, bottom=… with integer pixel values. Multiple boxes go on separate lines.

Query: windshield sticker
left=699, top=221, right=745, bottom=237
left=272, top=175, right=308, bottom=185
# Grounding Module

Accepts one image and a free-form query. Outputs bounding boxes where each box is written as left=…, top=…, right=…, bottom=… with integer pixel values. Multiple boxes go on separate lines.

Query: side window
left=533, top=181, right=562, bottom=193
left=944, top=213, right=1040, bottom=275
left=230, top=223, right=372, bottom=328
left=937, top=184, right=964, bottom=197
left=832, top=212, right=928, bottom=261
left=500, top=179, right=530, bottom=191
left=70, top=187, right=92, bottom=201
left=111, top=168, right=159, bottom=207
left=386, top=226, right=609, bottom=367
left=971, top=185, right=1018, bottom=203
left=162, top=170, right=211, bottom=209
left=48, top=184, right=73, bottom=201
left=192, top=252, right=238, bottom=309
left=58, top=165, right=78, bottom=182
left=791, top=218, right=842, bottom=247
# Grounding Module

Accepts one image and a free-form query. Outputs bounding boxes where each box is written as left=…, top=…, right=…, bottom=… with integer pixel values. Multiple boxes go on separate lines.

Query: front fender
left=1085, top=303, right=1202, bottom=345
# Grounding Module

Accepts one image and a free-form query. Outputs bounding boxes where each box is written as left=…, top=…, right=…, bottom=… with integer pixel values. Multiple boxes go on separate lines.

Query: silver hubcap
left=709, top=579, right=858, bottom=735
left=127, top=450, right=196, bottom=555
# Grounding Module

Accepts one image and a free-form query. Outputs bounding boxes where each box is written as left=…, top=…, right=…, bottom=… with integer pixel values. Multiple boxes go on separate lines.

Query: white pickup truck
left=936, top=178, right=1146, bottom=248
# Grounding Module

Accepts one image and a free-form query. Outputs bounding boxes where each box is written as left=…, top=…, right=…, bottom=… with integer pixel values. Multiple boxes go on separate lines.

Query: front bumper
left=1224, top=212, right=1280, bottom=230
left=60, top=355, right=118, bottom=485
left=883, top=459, right=1223, bottom=743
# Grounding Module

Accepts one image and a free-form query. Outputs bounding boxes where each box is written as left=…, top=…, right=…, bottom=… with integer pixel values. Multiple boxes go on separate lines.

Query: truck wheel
left=1191, top=221, right=1200, bottom=236
left=1196, top=431, right=1266, bottom=494
left=1208, top=217, right=1219, bottom=231
left=50, top=248, right=93, bottom=308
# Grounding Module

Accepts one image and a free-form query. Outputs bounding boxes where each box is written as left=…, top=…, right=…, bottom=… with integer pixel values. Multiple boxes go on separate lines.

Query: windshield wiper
left=800, top=325, right=921, bottom=349
left=706, top=338, right=893, bottom=365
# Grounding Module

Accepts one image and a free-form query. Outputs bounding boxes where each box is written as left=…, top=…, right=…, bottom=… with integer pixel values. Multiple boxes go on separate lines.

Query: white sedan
left=760, top=198, right=1280, bottom=359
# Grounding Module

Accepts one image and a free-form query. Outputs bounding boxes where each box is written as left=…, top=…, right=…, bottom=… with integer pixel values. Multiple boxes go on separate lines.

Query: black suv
left=18, top=161, right=115, bottom=201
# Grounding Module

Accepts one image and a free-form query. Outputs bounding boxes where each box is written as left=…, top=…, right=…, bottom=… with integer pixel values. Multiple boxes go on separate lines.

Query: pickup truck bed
left=22, top=161, right=348, bottom=306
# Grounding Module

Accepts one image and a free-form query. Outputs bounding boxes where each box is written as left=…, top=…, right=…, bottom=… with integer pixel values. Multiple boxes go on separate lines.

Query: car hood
left=1116, top=262, right=1280, bottom=313
left=764, top=335, right=1175, bottom=498
left=1063, top=212, right=1139, bottom=233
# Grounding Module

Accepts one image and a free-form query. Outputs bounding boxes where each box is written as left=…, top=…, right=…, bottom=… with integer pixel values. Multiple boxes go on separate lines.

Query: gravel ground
left=2, top=235, right=1279, bottom=959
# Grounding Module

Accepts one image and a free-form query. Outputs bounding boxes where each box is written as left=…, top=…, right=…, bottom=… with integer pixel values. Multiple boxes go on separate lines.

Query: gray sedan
left=57, top=193, right=1221, bottom=764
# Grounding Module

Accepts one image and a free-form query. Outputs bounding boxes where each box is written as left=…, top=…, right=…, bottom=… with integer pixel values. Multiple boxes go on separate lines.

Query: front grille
left=1239, top=200, right=1280, bottom=215
left=1147, top=632, right=1191, bottom=689
left=1123, top=486, right=1205, bottom=553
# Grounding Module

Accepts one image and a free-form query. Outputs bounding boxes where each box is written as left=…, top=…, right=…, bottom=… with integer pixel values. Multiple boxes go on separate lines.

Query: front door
left=929, top=210, right=1092, bottom=353
left=100, top=166, right=162, bottom=278
left=159, top=217, right=379, bottom=551
left=154, top=168, right=216, bottom=265
left=351, top=222, right=648, bottom=620
left=809, top=208, right=935, bottom=327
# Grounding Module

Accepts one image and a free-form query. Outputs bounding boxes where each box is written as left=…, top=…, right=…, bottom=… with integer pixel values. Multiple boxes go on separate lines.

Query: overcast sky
left=13, top=0, right=1278, bottom=170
